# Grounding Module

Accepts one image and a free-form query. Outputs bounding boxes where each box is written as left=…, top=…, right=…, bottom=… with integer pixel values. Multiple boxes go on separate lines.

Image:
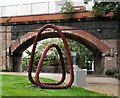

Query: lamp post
left=71, top=52, right=76, bottom=66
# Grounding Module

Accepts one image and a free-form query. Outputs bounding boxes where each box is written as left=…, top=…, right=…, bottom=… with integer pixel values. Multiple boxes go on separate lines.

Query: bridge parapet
left=0, top=11, right=114, bottom=25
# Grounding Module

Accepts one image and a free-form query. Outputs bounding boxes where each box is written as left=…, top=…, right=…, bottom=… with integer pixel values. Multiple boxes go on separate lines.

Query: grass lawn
left=0, top=74, right=113, bottom=97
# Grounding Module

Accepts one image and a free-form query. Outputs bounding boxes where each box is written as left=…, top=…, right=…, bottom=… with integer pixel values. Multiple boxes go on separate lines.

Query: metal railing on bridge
left=0, top=1, right=93, bottom=17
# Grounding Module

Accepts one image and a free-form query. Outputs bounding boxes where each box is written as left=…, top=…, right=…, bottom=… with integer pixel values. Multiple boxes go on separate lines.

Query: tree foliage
left=22, top=38, right=93, bottom=72
left=22, top=50, right=41, bottom=72
left=61, top=1, right=74, bottom=19
left=92, top=2, right=120, bottom=17
left=67, top=39, right=93, bottom=69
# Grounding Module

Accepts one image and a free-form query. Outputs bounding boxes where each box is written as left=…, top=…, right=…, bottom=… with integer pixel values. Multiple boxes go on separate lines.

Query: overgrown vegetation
left=60, top=1, right=74, bottom=19
left=1, top=74, right=112, bottom=97
left=60, top=1, right=120, bottom=18
left=92, top=2, right=120, bottom=17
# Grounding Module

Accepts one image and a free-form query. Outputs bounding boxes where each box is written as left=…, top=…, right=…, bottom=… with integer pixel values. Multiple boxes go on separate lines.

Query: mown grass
left=0, top=74, right=113, bottom=97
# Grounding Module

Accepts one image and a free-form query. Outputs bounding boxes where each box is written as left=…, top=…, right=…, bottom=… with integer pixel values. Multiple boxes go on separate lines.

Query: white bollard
left=72, top=65, right=86, bottom=87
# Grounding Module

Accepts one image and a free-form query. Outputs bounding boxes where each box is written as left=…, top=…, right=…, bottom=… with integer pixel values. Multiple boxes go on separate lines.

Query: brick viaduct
left=0, top=11, right=119, bottom=74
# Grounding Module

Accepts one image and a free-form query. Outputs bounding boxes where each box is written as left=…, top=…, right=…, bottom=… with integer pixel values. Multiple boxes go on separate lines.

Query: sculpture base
left=72, top=65, right=86, bottom=87
left=27, top=84, right=41, bottom=88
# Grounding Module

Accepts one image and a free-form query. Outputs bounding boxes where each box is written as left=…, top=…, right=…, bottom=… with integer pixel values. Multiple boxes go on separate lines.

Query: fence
left=0, top=1, right=93, bottom=17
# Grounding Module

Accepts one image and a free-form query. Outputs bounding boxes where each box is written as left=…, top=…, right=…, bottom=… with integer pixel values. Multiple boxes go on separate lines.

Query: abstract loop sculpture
left=28, top=24, right=74, bottom=89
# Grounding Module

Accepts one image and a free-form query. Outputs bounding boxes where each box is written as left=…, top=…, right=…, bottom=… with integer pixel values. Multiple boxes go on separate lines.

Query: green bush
left=105, top=68, right=119, bottom=79
left=114, top=73, right=120, bottom=79
left=2, top=69, right=11, bottom=72
left=105, top=70, right=115, bottom=76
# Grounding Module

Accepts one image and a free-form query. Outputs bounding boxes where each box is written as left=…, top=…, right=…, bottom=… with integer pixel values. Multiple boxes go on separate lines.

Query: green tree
left=67, top=39, right=93, bottom=70
left=22, top=38, right=93, bottom=72
left=38, top=38, right=93, bottom=70
left=22, top=50, right=42, bottom=72
left=37, top=38, right=64, bottom=63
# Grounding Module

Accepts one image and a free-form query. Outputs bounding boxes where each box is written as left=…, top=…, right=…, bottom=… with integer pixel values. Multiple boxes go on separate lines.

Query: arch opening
left=22, top=38, right=94, bottom=73
left=11, top=28, right=109, bottom=73
left=12, top=30, right=109, bottom=55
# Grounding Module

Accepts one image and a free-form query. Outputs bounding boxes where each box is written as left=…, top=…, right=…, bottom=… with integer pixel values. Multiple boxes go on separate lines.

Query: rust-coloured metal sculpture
left=28, top=24, right=74, bottom=89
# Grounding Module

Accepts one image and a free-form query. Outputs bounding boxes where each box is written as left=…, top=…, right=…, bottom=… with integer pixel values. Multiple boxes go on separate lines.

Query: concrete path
left=85, top=76, right=119, bottom=97
left=0, top=72, right=119, bottom=97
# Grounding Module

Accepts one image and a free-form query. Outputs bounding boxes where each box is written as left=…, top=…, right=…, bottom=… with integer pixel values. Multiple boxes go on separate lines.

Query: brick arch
left=11, top=26, right=109, bottom=55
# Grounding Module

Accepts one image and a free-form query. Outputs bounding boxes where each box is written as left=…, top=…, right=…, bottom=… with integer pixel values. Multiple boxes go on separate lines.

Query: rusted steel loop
left=35, top=43, right=66, bottom=85
left=28, top=24, right=74, bottom=89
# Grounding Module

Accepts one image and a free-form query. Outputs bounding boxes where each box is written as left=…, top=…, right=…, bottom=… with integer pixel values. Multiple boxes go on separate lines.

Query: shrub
left=61, top=1, right=74, bottom=19
left=105, top=68, right=120, bottom=79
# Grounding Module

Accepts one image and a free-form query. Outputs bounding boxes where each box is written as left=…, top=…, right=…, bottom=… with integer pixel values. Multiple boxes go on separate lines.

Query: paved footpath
left=0, top=72, right=119, bottom=97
